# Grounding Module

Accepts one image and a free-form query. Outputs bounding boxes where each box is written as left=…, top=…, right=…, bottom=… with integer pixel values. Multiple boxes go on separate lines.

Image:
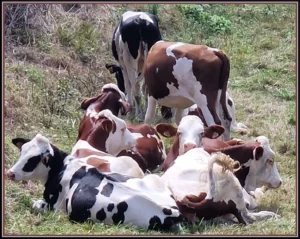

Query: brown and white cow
left=155, top=115, right=224, bottom=171
left=6, top=134, right=183, bottom=231
left=144, top=41, right=232, bottom=140
left=202, top=136, right=282, bottom=199
left=187, top=91, right=249, bottom=135
left=161, top=148, right=278, bottom=224
left=77, top=87, right=167, bottom=173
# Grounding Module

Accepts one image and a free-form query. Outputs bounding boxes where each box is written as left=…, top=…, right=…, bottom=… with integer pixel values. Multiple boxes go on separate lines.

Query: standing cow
left=143, top=41, right=233, bottom=140
left=110, top=10, right=163, bottom=118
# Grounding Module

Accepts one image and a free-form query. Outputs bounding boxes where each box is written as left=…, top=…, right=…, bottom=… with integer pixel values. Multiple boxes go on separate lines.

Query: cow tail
left=214, top=50, right=232, bottom=121
left=207, top=152, right=240, bottom=199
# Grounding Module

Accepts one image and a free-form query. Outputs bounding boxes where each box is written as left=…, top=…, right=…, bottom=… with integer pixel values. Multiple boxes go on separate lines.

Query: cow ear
left=12, top=138, right=31, bottom=150
left=101, top=119, right=114, bottom=133
left=80, top=94, right=102, bottom=110
left=254, top=146, right=264, bottom=160
left=203, top=125, right=225, bottom=139
left=105, top=63, right=117, bottom=74
left=41, top=151, right=52, bottom=167
left=155, top=123, right=177, bottom=138
left=118, top=100, right=131, bottom=115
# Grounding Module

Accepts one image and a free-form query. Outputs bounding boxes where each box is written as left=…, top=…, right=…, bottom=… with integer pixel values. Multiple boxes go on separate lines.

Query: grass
left=4, top=3, right=296, bottom=236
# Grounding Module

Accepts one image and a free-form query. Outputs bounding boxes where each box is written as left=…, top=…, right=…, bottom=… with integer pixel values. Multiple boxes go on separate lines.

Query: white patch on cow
left=166, top=42, right=185, bottom=58
left=71, top=140, right=101, bottom=156
left=102, top=83, right=127, bottom=102
left=139, top=12, right=154, bottom=23
left=156, top=67, right=159, bottom=73
left=207, top=47, right=219, bottom=52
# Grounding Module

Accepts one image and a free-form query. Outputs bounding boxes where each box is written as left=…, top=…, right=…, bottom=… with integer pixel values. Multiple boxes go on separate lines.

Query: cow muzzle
left=6, top=170, right=15, bottom=180
left=183, top=142, right=197, bottom=153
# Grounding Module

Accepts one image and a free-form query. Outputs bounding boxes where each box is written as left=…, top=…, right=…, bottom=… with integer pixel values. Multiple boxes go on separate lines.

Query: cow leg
left=144, top=96, right=157, bottom=125
left=174, top=108, right=187, bottom=125
left=132, top=81, right=143, bottom=119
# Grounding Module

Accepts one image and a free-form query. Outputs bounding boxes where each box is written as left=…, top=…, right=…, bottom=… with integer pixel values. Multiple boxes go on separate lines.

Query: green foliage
left=57, top=22, right=101, bottom=63
left=177, top=4, right=232, bottom=35
left=287, top=101, right=296, bottom=125
left=147, top=4, right=160, bottom=16
left=275, top=88, right=295, bottom=101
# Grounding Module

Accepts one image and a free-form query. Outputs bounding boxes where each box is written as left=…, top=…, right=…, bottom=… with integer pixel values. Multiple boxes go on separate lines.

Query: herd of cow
left=6, top=11, right=282, bottom=233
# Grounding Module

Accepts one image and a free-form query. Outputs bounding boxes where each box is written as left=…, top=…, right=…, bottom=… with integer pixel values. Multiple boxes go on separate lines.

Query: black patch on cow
left=69, top=167, right=104, bottom=223
left=69, top=166, right=88, bottom=189
left=105, top=173, right=133, bottom=182
left=234, top=165, right=250, bottom=187
left=107, top=203, right=114, bottom=212
left=41, top=203, right=46, bottom=208
left=43, top=145, right=68, bottom=210
left=100, top=183, right=114, bottom=197
left=22, top=155, right=42, bottom=172
left=171, top=206, right=179, bottom=210
left=112, top=201, right=128, bottom=225
left=170, top=194, right=175, bottom=200
left=163, top=215, right=183, bottom=230
left=66, top=198, right=69, bottom=214
left=148, top=215, right=162, bottom=230
left=112, top=24, right=119, bottom=61
left=163, top=208, right=172, bottom=215
left=227, top=98, right=233, bottom=107
left=96, top=208, right=107, bottom=221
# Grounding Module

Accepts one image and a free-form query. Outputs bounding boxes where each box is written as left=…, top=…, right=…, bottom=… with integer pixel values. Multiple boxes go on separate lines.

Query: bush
left=177, top=4, right=232, bottom=35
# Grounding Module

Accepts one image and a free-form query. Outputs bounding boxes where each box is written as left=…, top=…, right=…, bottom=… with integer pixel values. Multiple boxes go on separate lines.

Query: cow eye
left=121, top=128, right=125, bottom=133
left=267, top=158, right=274, bottom=165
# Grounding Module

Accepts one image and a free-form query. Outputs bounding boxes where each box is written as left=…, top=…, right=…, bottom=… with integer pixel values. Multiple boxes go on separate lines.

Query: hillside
left=4, top=3, right=296, bottom=235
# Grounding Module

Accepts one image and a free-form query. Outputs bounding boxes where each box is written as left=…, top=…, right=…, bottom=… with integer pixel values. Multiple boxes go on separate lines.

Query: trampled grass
left=4, top=3, right=297, bottom=236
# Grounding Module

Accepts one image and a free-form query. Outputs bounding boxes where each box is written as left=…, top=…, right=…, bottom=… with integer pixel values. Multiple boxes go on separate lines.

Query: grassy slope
left=4, top=3, right=296, bottom=235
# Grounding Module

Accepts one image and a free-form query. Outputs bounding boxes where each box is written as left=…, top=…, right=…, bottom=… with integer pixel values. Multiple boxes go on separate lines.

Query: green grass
left=4, top=3, right=296, bottom=236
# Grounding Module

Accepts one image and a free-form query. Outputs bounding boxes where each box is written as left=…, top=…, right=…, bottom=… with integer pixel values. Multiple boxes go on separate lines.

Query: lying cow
left=144, top=41, right=232, bottom=140
left=6, top=134, right=183, bottom=231
left=155, top=115, right=224, bottom=171
left=161, top=148, right=278, bottom=224
left=77, top=88, right=167, bottom=172
left=156, top=116, right=282, bottom=199
left=73, top=109, right=137, bottom=157
left=188, top=91, right=249, bottom=135
left=112, top=11, right=163, bottom=117
left=202, top=136, right=282, bottom=199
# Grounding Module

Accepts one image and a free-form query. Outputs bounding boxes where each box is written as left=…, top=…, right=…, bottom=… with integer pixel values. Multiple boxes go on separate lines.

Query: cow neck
left=94, top=90, right=121, bottom=116
left=219, top=144, right=257, bottom=187
left=86, top=117, right=109, bottom=152
left=43, top=144, right=69, bottom=206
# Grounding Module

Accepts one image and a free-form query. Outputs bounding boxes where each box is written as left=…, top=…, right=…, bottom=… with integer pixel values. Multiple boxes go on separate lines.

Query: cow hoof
left=32, top=199, right=48, bottom=213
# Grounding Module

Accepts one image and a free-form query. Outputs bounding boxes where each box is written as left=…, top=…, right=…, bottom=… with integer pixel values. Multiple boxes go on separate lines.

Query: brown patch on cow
left=155, top=123, right=177, bottom=138
left=86, top=157, right=111, bottom=172
left=204, top=125, right=225, bottom=139
left=73, top=148, right=110, bottom=158
left=177, top=192, right=246, bottom=224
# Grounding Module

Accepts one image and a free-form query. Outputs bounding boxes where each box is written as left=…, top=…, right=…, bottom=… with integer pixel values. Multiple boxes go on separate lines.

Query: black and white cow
left=6, top=134, right=183, bottom=231
left=110, top=10, right=163, bottom=118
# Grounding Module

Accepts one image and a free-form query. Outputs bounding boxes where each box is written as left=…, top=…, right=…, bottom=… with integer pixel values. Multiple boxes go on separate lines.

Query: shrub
left=177, top=4, right=232, bottom=35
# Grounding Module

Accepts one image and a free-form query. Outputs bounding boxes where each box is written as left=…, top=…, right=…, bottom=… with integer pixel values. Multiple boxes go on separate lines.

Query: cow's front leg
left=32, top=199, right=49, bottom=213
left=144, top=96, right=157, bottom=125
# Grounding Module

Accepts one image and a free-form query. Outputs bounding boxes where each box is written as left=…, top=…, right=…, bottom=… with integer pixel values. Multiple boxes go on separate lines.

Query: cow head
left=244, top=136, right=282, bottom=191
left=86, top=109, right=136, bottom=156
left=7, top=134, right=55, bottom=184
left=156, top=115, right=225, bottom=155
left=80, top=83, right=131, bottom=119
